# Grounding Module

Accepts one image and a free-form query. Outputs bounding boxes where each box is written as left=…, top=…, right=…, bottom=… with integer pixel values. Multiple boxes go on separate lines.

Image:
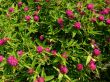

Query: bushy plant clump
left=0, top=0, right=110, bottom=82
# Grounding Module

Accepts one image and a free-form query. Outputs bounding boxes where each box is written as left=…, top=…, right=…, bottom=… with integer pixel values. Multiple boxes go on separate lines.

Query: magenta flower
left=17, top=50, right=23, bottom=56
left=59, top=65, right=68, bottom=74
left=93, top=49, right=101, bottom=56
left=87, top=3, right=94, bottom=10
left=76, top=64, right=83, bottom=71
left=90, top=18, right=96, bottom=22
left=89, top=63, right=96, bottom=70
left=0, top=39, right=5, bottom=46
left=57, top=18, right=63, bottom=25
left=98, top=15, right=104, bottom=21
left=51, top=50, right=57, bottom=56
left=7, top=56, right=18, bottom=66
left=74, top=22, right=81, bottom=29
left=34, top=15, right=39, bottom=22
left=39, top=35, right=44, bottom=41
left=18, top=2, right=23, bottom=8
left=0, top=55, right=4, bottom=62
left=61, top=52, right=68, bottom=59
left=24, top=6, right=29, bottom=11
left=66, top=10, right=74, bottom=19
left=45, top=48, right=50, bottom=52
left=8, top=7, right=14, bottom=13
left=37, top=46, right=43, bottom=53
left=106, top=19, right=110, bottom=25
left=25, top=16, right=31, bottom=22
left=89, top=59, right=95, bottom=64
left=36, top=77, right=45, bottom=82
left=28, top=68, right=34, bottom=74
left=100, top=9, right=109, bottom=15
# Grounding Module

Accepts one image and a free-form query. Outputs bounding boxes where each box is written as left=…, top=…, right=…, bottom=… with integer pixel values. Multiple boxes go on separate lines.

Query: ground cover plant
left=0, top=0, right=110, bottom=82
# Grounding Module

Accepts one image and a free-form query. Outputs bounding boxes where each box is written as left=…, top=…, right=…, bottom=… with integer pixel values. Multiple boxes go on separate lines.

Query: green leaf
left=64, top=75, right=71, bottom=81
left=41, top=68, right=46, bottom=77
left=58, top=73, right=63, bottom=82
left=86, top=55, right=92, bottom=65
left=45, top=75, right=54, bottom=81
left=71, top=79, right=79, bottom=82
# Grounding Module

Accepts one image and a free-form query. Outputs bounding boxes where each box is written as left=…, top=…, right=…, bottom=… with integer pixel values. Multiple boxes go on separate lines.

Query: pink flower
left=66, top=10, right=74, bottom=19
left=39, top=35, right=44, bottom=41
left=17, top=50, right=23, bottom=56
left=28, top=68, right=34, bottom=74
left=51, top=50, right=57, bottom=56
left=76, top=64, right=83, bottom=71
left=61, top=52, right=68, bottom=59
left=57, top=18, right=63, bottom=25
left=8, top=7, right=14, bottom=13
left=18, top=2, right=23, bottom=8
left=89, top=59, right=95, bottom=64
left=37, top=46, right=43, bottom=53
left=59, top=65, right=68, bottom=74
left=35, top=77, right=45, bottom=82
left=87, top=4, right=94, bottom=10
left=93, top=49, right=101, bottom=56
left=45, top=48, right=50, bottom=52
left=89, top=63, right=96, bottom=70
left=90, top=18, right=96, bottom=22
left=0, top=55, right=4, bottom=62
left=24, top=6, right=29, bottom=11
left=74, top=22, right=81, bottom=29
left=25, top=16, right=31, bottom=22
left=0, top=39, right=5, bottom=46
left=98, top=15, right=104, bottom=21
left=34, top=16, right=39, bottom=22
left=7, top=56, right=18, bottom=66
left=100, top=9, right=109, bottom=15
left=106, top=19, right=110, bottom=25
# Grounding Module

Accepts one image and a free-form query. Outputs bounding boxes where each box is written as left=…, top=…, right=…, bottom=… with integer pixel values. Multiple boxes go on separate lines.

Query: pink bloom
left=59, top=65, right=68, bottom=74
left=28, top=68, right=34, bottom=74
left=87, top=4, right=94, bottom=10
left=76, top=64, right=83, bottom=71
left=100, top=9, right=109, bottom=15
left=18, top=2, right=23, bottom=8
left=8, top=7, right=14, bottom=13
left=17, top=50, right=23, bottom=56
left=105, top=0, right=110, bottom=5
left=51, top=50, right=57, bottom=56
left=34, top=15, right=39, bottom=22
left=39, top=35, right=44, bottom=41
left=25, top=16, right=31, bottom=22
left=93, top=49, right=101, bottom=56
left=37, top=5, right=42, bottom=10
left=37, top=46, right=43, bottom=53
left=74, top=22, right=81, bottom=29
left=106, top=19, right=110, bottom=25
left=7, top=56, right=18, bottom=66
left=61, top=52, right=68, bottom=59
left=0, top=55, right=4, bottom=62
left=35, top=77, right=45, bottom=82
left=98, top=15, right=104, bottom=21
left=89, top=63, right=96, bottom=70
left=89, top=59, right=95, bottom=64
left=0, top=39, right=6, bottom=46
left=24, top=6, right=29, bottom=11
left=57, top=18, right=63, bottom=25
left=66, top=10, right=74, bottom=19
left=45, top=48, right=50, bottom=52
left=90, top=18, right=96, bottom=22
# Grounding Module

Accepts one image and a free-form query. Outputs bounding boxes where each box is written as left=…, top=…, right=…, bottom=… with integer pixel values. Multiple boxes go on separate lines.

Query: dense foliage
left=0, top=0, right=110, bottom=82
